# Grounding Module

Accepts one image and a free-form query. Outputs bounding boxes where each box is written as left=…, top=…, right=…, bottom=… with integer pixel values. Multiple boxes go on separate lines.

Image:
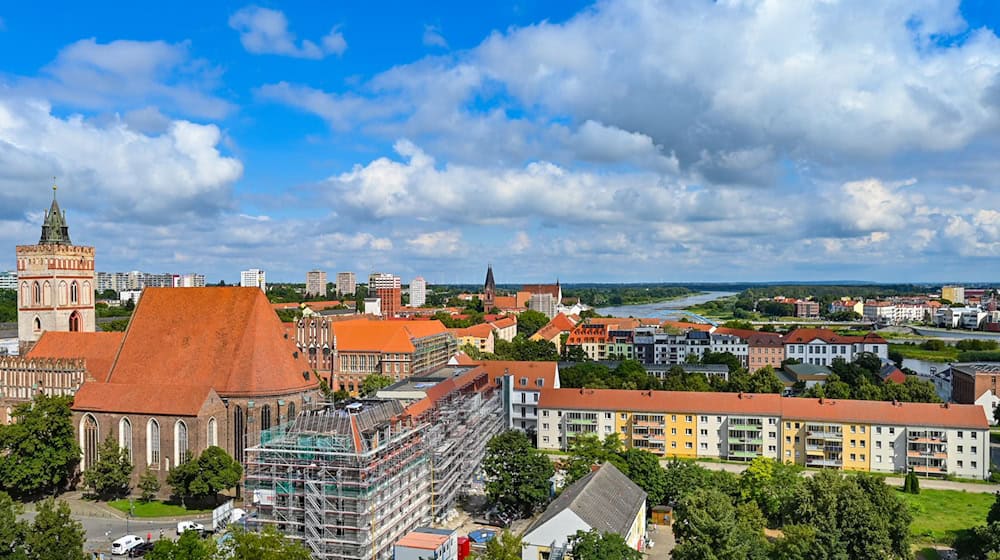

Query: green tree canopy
left=482, top=431, right=554, bottom=518
left=138, top=467, right=161, bottom=502
left=24, top=498, right=87, bottom=560
left=569, top=529, right=642, bottom=560
left=0, top=394, right=80, bottom=497
left=738, top=458, right=802, bottom=526
left=0, top=491, right=28, bottom=560
left=359, top=374, right=394, bottom=397
left=225, top=526, right=311, bottom=560
left=478, top=531, right=523, bottom=560
left=672, top=488, right=769, bottom=560
left=82, top=433, right=133, bottom=500
left=564, top=434, right=627, bottom=485
left=167, top=446, right=242, bottom=505
left=516, top=310, right=549, bottom=338
left=147, top=530, right=217, bottom=560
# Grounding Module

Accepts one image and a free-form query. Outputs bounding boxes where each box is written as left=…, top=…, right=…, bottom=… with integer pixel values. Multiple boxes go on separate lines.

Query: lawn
left=889, top=343, right=960, bottom=363
left=899, top=488, right=993, bottom=545
left=108, top=499, right=214, bottom=518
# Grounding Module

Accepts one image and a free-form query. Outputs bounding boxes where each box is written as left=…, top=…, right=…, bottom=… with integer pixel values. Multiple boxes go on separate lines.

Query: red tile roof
left=100, top=287, right=317, bottom=398
left=538, top=389, right=988, bottom=429
left=333, top=319, right=449, bottom=353
left=27, top=332, right=124, bottom=381
left=489, top=317, right=517, bottom=329
left=449, top=323, right=495, bottom=339
left=522, top=284, right=560, bottom=299
left=783, top=328, right=887, bottom=345
left=493, top=296, right=518, bottom=309
left=73, top=383, right=217, bottom=416
left=478, top=361, right=560, bottom=389
left=661, top=320, right=713, bottom=332
left=395, top=531, right=450, bottom=550
left=404, top=365, right=490, bottom=418
left=531, top=313, right=578, bottom=341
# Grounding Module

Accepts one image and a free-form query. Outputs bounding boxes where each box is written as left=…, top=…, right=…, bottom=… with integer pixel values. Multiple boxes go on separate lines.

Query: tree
left=24, top=499, right=86, bottom=560
left=146, top=530, right=217, bottom=560
left=989, top=492, right=1000, bottom=525
left=478, top=531, right=522, bottom=560
left=0, top=394, right=80, bottom=497
left=620, top=448, right=668, bottom=507
left=168, top=446, right=242, bottom=505
left=82, top=433, right=133, bottom=500
left=672, top=488, right=769, bottom=560
left=738, top=458, right=802, bottom=526
left=902, top=471, right=920, bottom=495
left=564, top=434, right=627, bottom=484
left=569, top=529, right=642, bottom=560
left=138, top=467, right=161, bottom=502
left=769, top=524, right=817, bottom=560
left=224, top=526, right=311, bottom=560
left=0, top=491, right=28, bottom=560
left=482, top=431, right=553, bottom=518
left=516, top=310, right=549, bottom=338
left=359, top=374, right=394, bottom=397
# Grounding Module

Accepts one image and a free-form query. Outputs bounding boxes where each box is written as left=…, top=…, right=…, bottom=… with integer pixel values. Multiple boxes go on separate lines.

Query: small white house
left=521, top=463, right=647, bottom=560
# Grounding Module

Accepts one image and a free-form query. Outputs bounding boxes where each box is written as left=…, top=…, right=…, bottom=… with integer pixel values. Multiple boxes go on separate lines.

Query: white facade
left=172, top=274, right=205, bottom=287
left=784, top=339, right=888, bottom=366
left=240, top=268, right=266, bottom=292
left=336, top=272, right=356, bottom=296
left=710, top=334, right=749, bottom=367
left=305, top=270, right=327, bottom=297
left=119, top=290, right=142, bottom=305
left=0, top=271, right=16, bottom=291
left=695, top=413, right=781, bottom=461
left=528, top=293, right=556, bottom=319
left=368, top=272, right=401, bottom=290
left=363, top=297, right=381, bottom=316
left=409, top=277, right=426, bottom=307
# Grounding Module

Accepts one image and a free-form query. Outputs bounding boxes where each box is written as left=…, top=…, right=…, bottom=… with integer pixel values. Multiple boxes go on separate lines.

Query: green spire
left=39, top=181, right=71, bottom=245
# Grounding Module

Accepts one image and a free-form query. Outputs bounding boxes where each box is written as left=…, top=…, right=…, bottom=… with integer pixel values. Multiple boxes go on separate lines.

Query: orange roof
left=27, top=331, right=124, bottom=381
left=74, top=383, right=217, bottom=416
left=405, top=365, right=489, bottom=418
left=480, top=361, right=559, bottom=390
left=714, top=328, right=784, bottom=347
left=531, top=313, right=578, bottom=342
left=780, top=398, right=987, bottom=429
left=784, top=328, right=886, bottom=345
left=538, top=389, right=988, bottom=429
left=332, top=319, right=449, bottom=353
left=99, top=287, right=317, bottom=398
left=493, top=296, right=518, bottom=309
left=489, top=317, right=517, bottom=329
left=522, top=284, right=560, bottom=299
left=540, top=388, right=782, bottom=416
left=449, top=323, right=495, bottom=339
left=395, top=531, right=450, bottom=550
left=451, top=351, right=478, bottom=365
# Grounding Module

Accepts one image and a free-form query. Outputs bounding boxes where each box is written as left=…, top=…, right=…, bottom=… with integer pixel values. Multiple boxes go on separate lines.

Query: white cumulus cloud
left=230, top=6, right=346, bottom=59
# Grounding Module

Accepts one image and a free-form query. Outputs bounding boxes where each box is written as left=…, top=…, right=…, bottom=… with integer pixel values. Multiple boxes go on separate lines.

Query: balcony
left=807, top=429, right=843, bottom=440
left=634, top=420, right=663, bottom=428
left=728, top=437, right=763, bottom=445
left=907, top=450, right=947, bottom=459
left=910, top=464, right=947, bottom=475
left=729, top=423, right=763, bottom=431
left=730, top=450, right=760, bottom=459
left=805, top=458, right=842, bottom=468
left=908, top=436, right=946, bottom=444
left=567, top=418, right=596, bottom=425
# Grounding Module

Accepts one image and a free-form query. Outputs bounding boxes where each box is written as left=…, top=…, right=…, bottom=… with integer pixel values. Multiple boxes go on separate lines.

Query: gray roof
left=680, top=364, right=729, bottom=374
left=526, top=462, right=646, bottom=537
left=783, top=363, right=832, bottom=378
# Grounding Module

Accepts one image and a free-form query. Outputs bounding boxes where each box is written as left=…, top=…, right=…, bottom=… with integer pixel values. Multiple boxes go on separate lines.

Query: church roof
left=39, top=185, right=72, bottom=245
left=101, top=287, right=318, bottom=398
left=484, top=265, right=495, bottom=290
left=27, top=332, right=124, bottom=381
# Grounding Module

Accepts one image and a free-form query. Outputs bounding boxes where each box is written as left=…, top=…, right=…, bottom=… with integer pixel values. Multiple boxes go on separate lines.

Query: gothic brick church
left=1, top=185, right=320, bottom=489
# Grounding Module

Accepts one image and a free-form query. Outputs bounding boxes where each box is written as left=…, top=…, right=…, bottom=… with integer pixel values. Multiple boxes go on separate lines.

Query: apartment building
left=369, top=273, right=402, bottom=318
left=537, top=388, right=989, bottom=478
left=409, top=277, right=426, bottom=307
left=449, top=324, right=495, bottom=354
left=480, top=361, right=560, bottom=433
left=942, top=285, right=966, bottom=304
left=783, top=329, right=888, bottom=366
left=631, top=328, right=749, bottom=368
left=335, top=272, right=356, bottom=296
left=305, top=270, right=327, bottom=297
left=829, top=299, right=864, bottom=316
left=565, top=322, right=636, bottom=361
left=951, top=362, right=1000, bottom=424
left=0, top=271, right=17, bottom=290
left=240, top=268, right=266, bottom=292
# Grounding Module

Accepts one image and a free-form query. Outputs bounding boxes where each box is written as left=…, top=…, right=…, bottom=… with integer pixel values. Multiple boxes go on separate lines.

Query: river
left=596, top=291, right=737, bottom=321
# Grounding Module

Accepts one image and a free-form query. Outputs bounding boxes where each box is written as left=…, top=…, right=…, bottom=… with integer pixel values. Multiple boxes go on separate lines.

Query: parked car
left=127, top=542, right=156, bottom=557
left=111, top=535, right=144, bottom=556
left=176, top=521, right=205, bottom=535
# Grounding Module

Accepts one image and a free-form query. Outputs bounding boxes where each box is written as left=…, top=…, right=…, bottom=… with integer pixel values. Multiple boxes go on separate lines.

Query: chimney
left=590, top=464, right=601, bottom=473
left=738, top=392, right=743, bottom=399
left=819, top=397, right=824, bottom=404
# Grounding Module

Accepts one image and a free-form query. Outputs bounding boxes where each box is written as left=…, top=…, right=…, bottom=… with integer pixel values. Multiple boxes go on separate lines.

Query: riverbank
left=890, top=343, right=959, bottom=363
left=596, top=291, right=737, bottom=319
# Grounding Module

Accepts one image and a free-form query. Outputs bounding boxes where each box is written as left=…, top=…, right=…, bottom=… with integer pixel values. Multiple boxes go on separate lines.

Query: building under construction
left=243, top=365, right=502, bottom=560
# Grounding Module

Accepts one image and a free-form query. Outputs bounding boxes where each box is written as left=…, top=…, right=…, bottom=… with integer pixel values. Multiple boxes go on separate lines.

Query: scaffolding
left=244, top=368, right=504, bottom=560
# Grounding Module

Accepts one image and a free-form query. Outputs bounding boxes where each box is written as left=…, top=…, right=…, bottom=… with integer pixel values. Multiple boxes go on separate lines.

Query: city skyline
left=2, top=2, right=1000, bottom=283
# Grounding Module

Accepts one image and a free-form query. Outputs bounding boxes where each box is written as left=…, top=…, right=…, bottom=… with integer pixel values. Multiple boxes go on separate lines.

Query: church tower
left=483, top=264, right=496, bottom=311
left=16, top=183, right=96, bottom=354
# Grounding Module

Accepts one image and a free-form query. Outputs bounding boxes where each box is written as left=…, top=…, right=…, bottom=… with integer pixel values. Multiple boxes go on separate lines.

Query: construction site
left=243, top=365, right=503, bottom=560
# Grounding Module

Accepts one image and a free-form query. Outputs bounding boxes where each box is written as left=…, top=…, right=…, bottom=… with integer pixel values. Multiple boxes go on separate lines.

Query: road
left=20, top=506, right=212, bottom=555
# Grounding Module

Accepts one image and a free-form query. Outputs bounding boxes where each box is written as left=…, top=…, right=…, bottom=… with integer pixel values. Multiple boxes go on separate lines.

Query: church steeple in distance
left=39, top=180, right=71, bottom=245
left=483, top=264, right=496, bottom=311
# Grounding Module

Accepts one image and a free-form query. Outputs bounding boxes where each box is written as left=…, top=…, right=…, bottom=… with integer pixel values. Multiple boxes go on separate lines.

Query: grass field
left=108, top=499, right=213, bottom=518
left=889, top=343, right=960, bottom=363
left=899, top=488, right=992, bottom=545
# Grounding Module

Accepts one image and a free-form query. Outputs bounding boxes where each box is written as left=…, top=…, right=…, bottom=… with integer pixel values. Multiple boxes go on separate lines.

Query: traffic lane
left=20, top=511, right=212, bottom=553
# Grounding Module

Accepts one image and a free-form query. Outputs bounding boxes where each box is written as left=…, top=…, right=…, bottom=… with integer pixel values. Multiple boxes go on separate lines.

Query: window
left=543, top=436, right=549, bottom=443
left=175, top=421, right=189, bottom=464
left=860, top=426, right=866, bottom=433
left=769, top=431, right=776, bottom=438
left=207, top=418, right=218, bottom=447
left=542, top=423, right=549, bottom=430
left=33, top=317, right=41, bottom=332
left=671, top=442, right=677, bottom=448
left=785, top=450, right=791, bottom=457
left=542, top=411, right=549, bottom=417
left=850, top=453, right=856, bottom=461
left=851, top=425, right=856, bottom=433
left=671, top=428, right=677, bottom=435
left=536, top=379, right=544, bottom=387
left=700, top=416, right=708, bottom=422
left=70, top=281, right=78, bottom=304
left=972, top=461, right=978, bottom=469
left=958, top=445, right=964, bottom=453
left=147, top=419, right=161, bottom=468
left=958, top=431, right=964, bottom=438
left=520, top=377, right=527, bottom=386
left=860, top=440, right=866, bottom=448
left=671, top=415, right=677, bottom=421
left=521, top=393, right=526, bottom=403
left=717, top=416, right=722, bottom=422
left=685, top=415, right=693, bottom=422
left=972, top=446, right=978, bottom=454
left=685, top=442, right=692, bottom=449
left=785, top=436, right=791, bottom=443
left=533, top=393, right=539, bottom=402
left=876, top=426, right=882, bottom=434
left=973, top=432, right=979, bottom=439
left=850, top=440, right=856, bottom=448
left=785, top=422, right=791, bottom=429
left=81, top=414, right=100, bottom=471
left=769, top=418, right=776, bottom=425
left=889, top=427, right=894, bottom=434
left=32, top=282, right=41, bottom=304
left=605, top=413, right=612, bottom=419
left=876, top=441, right=882, bottom=449
left=700, top=443, right=708, bottom=449
left=876, top=455, right=882, bottom=463
left=700, top=429, right=708, bottom=436
left=261, top=404, right=272, bottom=432
left=69, top=311, right=81, bottom=332
left=795, top=422, right=800, bottom=429
left=860, top=454, right=865, bottom=461
left=119, top=417, right=133, bottom=463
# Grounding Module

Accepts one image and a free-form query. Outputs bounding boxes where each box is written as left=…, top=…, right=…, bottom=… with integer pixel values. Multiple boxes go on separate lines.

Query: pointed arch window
left=70, top=281, right=79, bottom=304
left=207, top=417, right=218, bottom=447
left=234, top=406, right=245, bottom=464
left=287, top=401, right=296, bottom=421
left=81, top=414, right=99, bottom=472
left=260, top=404, right=272, bottom=432
left=33, top=317, right=41, bottom=333
left=147, top=419, right=161, bottom=468
left=32, top=282, right=41, bottom=305
left=175, top=420, right=189, bottom=464
left=69, top=311, right=81, bottom=332
left=119, top=417, right=133, bottom=463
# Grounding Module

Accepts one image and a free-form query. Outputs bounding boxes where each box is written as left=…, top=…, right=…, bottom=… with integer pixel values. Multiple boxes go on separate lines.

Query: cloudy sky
left=1, top=1, right=1000, bottom=284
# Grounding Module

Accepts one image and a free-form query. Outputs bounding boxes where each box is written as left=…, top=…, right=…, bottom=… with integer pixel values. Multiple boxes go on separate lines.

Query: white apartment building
left=240, top=268, right=266, bottom=292
left=336, top=272, right=356, bottom=296
left=409, top=277, right=427, bottom=307
left=783, top=329, right=888, bottom=366
left=172, top=274, right=206, bottom=287
left=0, top=271, right=17, bottom=290
left=369, top=272, right=401, bottom=290
left=305, top=270, right=327, bottom=297
left=482, top=361, right=560, bottom=434
left=863, top=302, right=931, bottom=326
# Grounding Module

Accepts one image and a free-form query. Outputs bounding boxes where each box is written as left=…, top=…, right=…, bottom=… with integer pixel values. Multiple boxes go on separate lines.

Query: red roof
left=538, top=389, right=988, bottom=429
left=661, top=320, right=713, bottom=332
left=449, top=323, right=495, bottom=339
left=27, top=331, right=124, bottom=381
left=493, top=296, right=518, bottom=309
left=531, top=313, right=578, bottom=341
left=478, top=361, right=559, bottom=389
left=522, top=284, right=560, bottom=299
left=783, top=328, right=886, bottom=345
left=73, top=383, right=218, bottom=416
left=489, top=317, right=517, bottom=329
left=333, top=319, right=449, bottom=353
left=395, top=531, right=450, bottom=550
left=99, top=287, right=317, bottom=398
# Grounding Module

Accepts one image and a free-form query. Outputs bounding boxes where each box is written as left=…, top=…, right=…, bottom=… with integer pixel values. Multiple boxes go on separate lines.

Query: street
left=20, top=508, right=212, bottom=555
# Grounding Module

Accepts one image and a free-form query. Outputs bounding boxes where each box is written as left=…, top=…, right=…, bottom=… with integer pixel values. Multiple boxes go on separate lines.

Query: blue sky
left=1, top=1, right=1000, bottom=284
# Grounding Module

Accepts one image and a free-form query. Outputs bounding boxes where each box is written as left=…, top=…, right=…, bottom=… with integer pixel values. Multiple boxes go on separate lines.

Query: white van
left=176, top=521, right=205, bottom=535
left=111, top=535, right=143, bottom=555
